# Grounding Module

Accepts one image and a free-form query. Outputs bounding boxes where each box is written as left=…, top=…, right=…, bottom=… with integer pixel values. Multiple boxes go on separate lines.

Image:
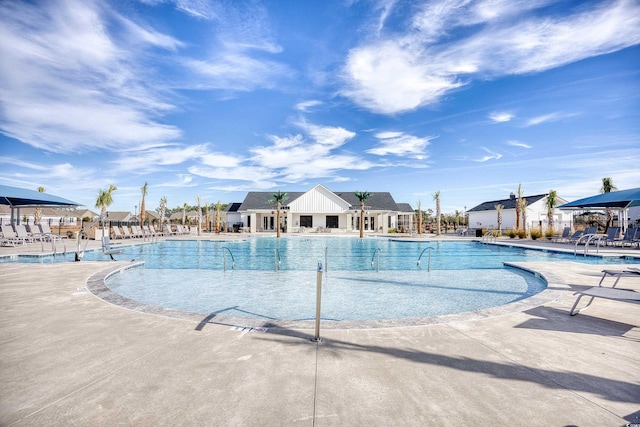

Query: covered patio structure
left=0, top=185, right=81, bottom=225
left=559, top=187, right=640, bottom=231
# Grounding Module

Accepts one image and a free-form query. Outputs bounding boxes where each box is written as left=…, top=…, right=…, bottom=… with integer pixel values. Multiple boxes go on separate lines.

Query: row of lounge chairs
left=0, top=223, right=65, bottom=246
left=553, top=226, right=639, bottom=248
left=110, top=224, right=193, bottom=239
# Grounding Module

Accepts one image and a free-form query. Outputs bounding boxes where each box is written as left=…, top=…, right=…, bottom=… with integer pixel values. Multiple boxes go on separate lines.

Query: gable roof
left=468, top=194, right=548, bottom=212
left=238, top=189, right=402, bottom=211
left=396, top=203, right=415, bottom=213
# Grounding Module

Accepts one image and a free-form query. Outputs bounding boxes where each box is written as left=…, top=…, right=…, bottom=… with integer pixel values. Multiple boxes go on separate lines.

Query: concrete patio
left=0, top=235, right=638, bottom=426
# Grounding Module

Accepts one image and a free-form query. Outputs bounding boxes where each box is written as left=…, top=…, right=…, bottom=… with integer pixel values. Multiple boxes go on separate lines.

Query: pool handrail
left=222, top=246, right=235, bottom=270
left=417, top=246, right=435, bottom=271
left=371, top=248, right=380, bottom=272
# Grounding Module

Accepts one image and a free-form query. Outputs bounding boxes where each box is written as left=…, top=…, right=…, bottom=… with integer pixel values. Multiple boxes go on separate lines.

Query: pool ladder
left=274, top=248, right=282, bottom=271
left=371, top=248, right=380, bottom=272
left=417, top=247, right=435, bottom=271
left=222, top=246, right=235, bottom=271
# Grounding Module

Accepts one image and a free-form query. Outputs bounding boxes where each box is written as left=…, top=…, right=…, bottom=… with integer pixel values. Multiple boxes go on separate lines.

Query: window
left=326, top=215, right=338, bottom=228
left=300, top=215, right=313, bottom=228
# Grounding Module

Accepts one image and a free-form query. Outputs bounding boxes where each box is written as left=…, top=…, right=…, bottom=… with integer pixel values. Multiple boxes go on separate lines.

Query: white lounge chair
left=1, top=225, right=26, bottom=245
left=112, top=226, right=125, bottom=239
left=570, top=287, right=640, bottom=316
left=597, top=268, right=640, bottom=288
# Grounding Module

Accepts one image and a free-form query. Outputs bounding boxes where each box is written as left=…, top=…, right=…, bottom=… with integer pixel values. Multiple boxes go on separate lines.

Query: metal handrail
left=222, top=246, right=235, bottom=271
left=417, top=247, right=435, bottom=271
left=274, top=248, right=282, bottom=271
left=370, top=248, right=380, bottom=272
left=574, top=233, right=605, bottom=256
left=75, top=214, right=106, bottom=261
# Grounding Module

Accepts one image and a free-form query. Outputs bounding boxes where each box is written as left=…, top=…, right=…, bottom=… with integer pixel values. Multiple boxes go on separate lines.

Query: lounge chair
left=121, top=226, right=134, bottom=238
left=570, top=287, right=640, bottom=316
left=15, top=224, right=37, bottom=243
left=597, top=268, right=640, bottom=288
left=112, top=226, right=125, bottom=239
left=563, top=229, right=584, bottom=243
left=1, top=225, right=27, bottom=245
left=615, top=228, right=639, bottom=248
left=550, top=227, right=571, bottom=242
left=598, top=227, right=621, bottom=246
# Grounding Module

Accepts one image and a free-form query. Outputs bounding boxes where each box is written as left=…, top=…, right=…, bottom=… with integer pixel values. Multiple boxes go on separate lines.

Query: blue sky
left=1, top=0, right=639, bottom=214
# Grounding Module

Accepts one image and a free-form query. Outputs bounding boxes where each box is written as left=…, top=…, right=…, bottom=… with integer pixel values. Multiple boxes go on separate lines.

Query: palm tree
left=95, top=185, right=117, bottom=216
left=354, top=191, right=371, bottom=238
left=140, top=182, right=148, bottom=226
left=159, top=196, right=167, bottom=232
left=215, top=201, right=222, bottom=233
left=182, top=203, right=188, bottom=225
left=545, top=190, right=558, bottom=234
left=495, top=204, right=504, bottom=236
left=196, top=196, right=202, bottom=236
left=417, top=199, right=422, bottom=235
left=515, top=184, right=523, bottom=231
left=520, top=197, right=528, bottom=235
left=601, top=177, right=618, bottom=229
left=95, top=185, right=117, bottom=237
left=34, top=187, right=45, bottom=225
left=267, top=191, right=289, bottom=238
left=433, top=191, right=441, bottom=236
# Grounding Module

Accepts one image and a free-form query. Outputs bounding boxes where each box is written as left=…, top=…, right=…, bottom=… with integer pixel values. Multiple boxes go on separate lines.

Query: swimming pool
left=88, top=237, right=637, bottom=323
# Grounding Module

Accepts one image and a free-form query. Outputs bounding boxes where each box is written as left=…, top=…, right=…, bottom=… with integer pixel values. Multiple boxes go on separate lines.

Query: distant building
left=226, top=184, right=414, bottom=233
left=467, top=193, right=571, bottom=232
left=0, top=206, right=98, bottom=226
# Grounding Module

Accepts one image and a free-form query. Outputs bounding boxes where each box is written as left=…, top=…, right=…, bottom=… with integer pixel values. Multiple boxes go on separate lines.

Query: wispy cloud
left=506, top=140, right=531, bottom=149
left=295, top=100, right=323, bottom=112
left=489, top=112, right=514, bottom=123
left=524, top=112, right=578, bottom=127
left=367, top=131, right=434, bottom=160
left=474, top=147, right=503, bottom=162
left=0, top=0, right=183, bottom=153
left=342, top=0, right=640, bottom=114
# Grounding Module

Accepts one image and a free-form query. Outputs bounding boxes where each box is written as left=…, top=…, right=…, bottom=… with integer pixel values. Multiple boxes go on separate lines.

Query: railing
left=574, top=233, right=605, bottom=256
left=370, top=248, right=380, bottom=272
left=222, top=246, right=235, bottom=271
left=274, top=248, right=282, bottom=271
left=417, top=247, right=435, bottom=271
left=75, top=214, right=105, bottom=261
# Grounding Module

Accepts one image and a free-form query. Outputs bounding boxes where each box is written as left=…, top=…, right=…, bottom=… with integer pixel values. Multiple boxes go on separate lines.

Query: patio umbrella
left=558, top=188, right=640, bottom=209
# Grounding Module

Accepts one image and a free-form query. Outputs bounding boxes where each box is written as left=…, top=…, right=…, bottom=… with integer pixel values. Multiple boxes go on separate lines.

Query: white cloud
left=0, top=0, right=183, bottom=153
left=367, top=132, right=434, bottom=159
left=342, top=0, right=640, bottom=114
left=524, top=112, right=578, bottom=127
left=506, top=140, right=531, bottom=149
left=489, top=112, right=514, bottom=123
left=295, top=100, right=323, bottom=112
left=474, top=147, right=503, bottom=162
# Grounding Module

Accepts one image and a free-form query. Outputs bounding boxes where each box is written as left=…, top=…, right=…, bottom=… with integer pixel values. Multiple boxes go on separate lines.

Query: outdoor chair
left=570, top=287, right=640, bottom=315
left=111, top=226, right=125, bottom=239
left=101, top=236, right=124, bottom=260
left=15, top=224, right=37, bottom=243
left=550, top=227, right=570, bottom=242
left=2, top=225, right=26, bottom=245
left=615, top=228, right=639, bottom=247
left=599, top=227, right=621, bottom=246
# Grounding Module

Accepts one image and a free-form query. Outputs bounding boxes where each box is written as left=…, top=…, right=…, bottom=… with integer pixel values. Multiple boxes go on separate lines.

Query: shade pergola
left=558, top=188, right=640, bottom=230
left=558, top=188, right=640, bottom=210
left=0, top=184, right=81, bottom=225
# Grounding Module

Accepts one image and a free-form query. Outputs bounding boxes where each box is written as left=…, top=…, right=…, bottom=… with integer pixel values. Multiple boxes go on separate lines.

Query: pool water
left=6, top=237, right=636, bottom=322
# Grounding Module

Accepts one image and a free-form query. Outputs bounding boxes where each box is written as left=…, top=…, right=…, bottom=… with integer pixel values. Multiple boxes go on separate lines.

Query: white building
left=227, top=184, right=415, bottom=234
left=467, top=193, right=572, bottom=233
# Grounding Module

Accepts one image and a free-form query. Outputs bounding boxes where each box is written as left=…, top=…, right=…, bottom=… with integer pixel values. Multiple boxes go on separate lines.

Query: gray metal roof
left=468, top=194, right=547, bottom=212
left=237, top=190, right=402, bottom=211
left=396, top=203, right=415, bottom=213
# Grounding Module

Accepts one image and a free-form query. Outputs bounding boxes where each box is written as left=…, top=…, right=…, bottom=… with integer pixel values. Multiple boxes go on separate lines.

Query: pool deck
left=1, top=234, right=639, bottom=426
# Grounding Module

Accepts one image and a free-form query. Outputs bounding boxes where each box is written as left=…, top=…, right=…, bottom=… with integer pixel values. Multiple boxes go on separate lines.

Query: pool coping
left=85, top=260, right=567, bottom=330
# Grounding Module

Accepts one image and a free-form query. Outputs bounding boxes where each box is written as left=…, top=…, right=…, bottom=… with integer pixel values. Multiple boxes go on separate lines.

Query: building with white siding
left=228, top=184, right=414, bottom=234
left=467, top=192, right=572, bottom=233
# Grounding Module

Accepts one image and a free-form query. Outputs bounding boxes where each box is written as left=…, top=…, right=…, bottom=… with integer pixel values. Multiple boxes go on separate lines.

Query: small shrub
left=530, top=228, right=543, bottom=240
left=545, top=230, right=555, bottom=239
left=388, top=228, right=397, bottom=233
left=517, top=229, right=527, bottom=239
left=505, top=228, right=517, bottom=239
